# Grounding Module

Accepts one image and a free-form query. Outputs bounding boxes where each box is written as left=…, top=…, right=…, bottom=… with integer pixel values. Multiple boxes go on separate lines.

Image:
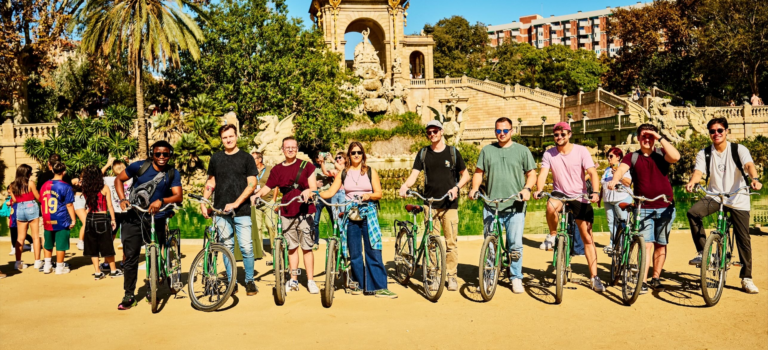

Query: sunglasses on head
left=350, top=151, right=363, bottom=156
left=553, top=132, right=567, bottom=138
left=153, top=152, right=171, bottom=158
left=495, top=129, right=510, bottom=135
left=426, top=129, right=440, bottom=136
left=709, top=128, right=725, bottom=135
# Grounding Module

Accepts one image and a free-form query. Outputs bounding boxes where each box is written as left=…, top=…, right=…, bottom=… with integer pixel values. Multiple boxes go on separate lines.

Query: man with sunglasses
left=534, top=122, right=604, bottom=292
left=469, top=117, right=536, bottom=294
left=399, top=120, right=471, bottom=292
left=114, top=140, right=183, bottom=310
left=607, top=123, right=680, bottom=293
left=684, top=118, right=762, bottom=294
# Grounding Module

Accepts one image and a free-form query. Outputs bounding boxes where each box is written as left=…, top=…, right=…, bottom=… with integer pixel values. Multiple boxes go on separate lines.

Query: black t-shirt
left=412, top=146, right=466, bottom=209
left=208, top=149, right=259, bottom=217
left=36, top=171, right=72, bottom=193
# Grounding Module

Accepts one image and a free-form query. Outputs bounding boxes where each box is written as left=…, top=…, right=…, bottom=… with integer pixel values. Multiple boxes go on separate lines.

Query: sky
left=282, top=0, right=649, bottom=59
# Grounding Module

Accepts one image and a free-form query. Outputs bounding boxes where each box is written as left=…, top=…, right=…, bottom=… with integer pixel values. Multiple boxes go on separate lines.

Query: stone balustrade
left=13, top=123, right=58, bottom=142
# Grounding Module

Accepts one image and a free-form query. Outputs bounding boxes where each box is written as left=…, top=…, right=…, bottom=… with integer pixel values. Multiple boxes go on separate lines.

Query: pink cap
left=553, top=122, right=571, bottom=132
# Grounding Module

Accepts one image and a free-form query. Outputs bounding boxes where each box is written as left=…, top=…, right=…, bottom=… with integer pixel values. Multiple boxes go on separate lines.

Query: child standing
left=40, top=162, right=76, bottom=274
left=81, top=165, right=119, bottom=280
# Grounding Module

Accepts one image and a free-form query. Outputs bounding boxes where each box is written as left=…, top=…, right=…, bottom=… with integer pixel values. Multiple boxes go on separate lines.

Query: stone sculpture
left=253, top=113, right=295, bottom=157
left=645, top=96, right=682, bottom=143
left=351, top=29, right=408, bottom=115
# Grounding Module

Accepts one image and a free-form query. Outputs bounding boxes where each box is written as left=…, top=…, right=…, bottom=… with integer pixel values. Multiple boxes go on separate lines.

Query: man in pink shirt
left=534, top=122, right=604, bottom=292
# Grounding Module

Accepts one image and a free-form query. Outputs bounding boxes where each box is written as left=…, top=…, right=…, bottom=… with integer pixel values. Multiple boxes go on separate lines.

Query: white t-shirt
left=694, top=142, right=753, bottom=211
left=601, top=166, right=632, bottom=203
left=104, top=176, right=133, bottom=213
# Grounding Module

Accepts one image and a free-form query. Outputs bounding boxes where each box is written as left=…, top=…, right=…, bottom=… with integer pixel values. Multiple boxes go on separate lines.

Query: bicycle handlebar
left=695, top=184, right=756, bottom=198
left=313, top=194, right=362, bottom=207
left=407, top=190, right=453, bottom=202
left=187, top=194, right=233, bottom=216
left=536, top=192, right=588, bottom=202
left=614, top=184, right=672, bottom=204
left=256, top=195, right=304, bottom=209
left=474, top=192, right=522, bottom=204
left=130, top=203, right=177, bottom=214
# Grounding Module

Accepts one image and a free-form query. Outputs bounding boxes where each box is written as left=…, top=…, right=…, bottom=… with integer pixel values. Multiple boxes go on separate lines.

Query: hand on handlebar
left=148, top=199, right=163, bottom=215
left=685, top=182, right=697, bottom=193
left=533, top=190, right=543, bottom=200
left=200, top=202, right=210, bottom=219
left=447, top=186, right=459, bottom=201
left=751, top=179, right=763, bottom=191
left=606, top=178, right=619, bottom=191
left=589, top=193, right=599, bottom=203
left=301, top=189, right=315, bottom=203
left=518, top=189, right=531, bottom=202
left=119, top=200, right=131, bottom=211
left=398, top=184, right=409, bottom=198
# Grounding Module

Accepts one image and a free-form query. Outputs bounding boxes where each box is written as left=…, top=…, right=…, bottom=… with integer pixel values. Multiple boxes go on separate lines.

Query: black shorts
left=552, top=191, right=594, bottom=223
left=84, top=213, right=116, bottom=258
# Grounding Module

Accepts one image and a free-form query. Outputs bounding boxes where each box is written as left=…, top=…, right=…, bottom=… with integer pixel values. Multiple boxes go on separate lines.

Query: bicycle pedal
left=732, top=262, right=742, bottom=267
left=509, top=252, right=521, bottom=262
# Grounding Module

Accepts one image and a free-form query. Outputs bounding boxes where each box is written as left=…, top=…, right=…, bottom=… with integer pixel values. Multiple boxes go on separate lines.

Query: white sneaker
left=591, top=276, right=606, bottom=293
left=307, top=280, right=320, bottom=294
left=8, top=248, right=13, bottom=256
left=512, top=278, right=525, bottom=294
left=539, top=235, right=556, bottom=251
left=44, top=264, right=53, bottom=274
left=55, top=266, right=70, bottom=275
left=742, top=278, right=759, bottom=294
left=77, top=240, right=84, bottom=251
left=286, top=280, right=300, bottom=292
left=15, top=261, right=28, bottom=270
left=33, top=260, right=43, bottom=270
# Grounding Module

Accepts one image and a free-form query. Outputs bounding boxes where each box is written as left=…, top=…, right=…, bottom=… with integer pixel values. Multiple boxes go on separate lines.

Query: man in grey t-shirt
left=685, top=117, right=763, bottom=294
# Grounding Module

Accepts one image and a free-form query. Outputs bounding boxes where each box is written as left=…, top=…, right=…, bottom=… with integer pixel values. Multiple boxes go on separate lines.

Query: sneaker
left=43, top=264, right=53, bottom=274
left=118, top=294, right=137, bottom=310
left=349, top=286, right=363, bottom=295
left=512, top=278, right=525, bottom=294
left=14, top=261, right=27, bottom=270
left=246, top=281, right=259, bottom=296
left=650, top=278, right=665, bottom=291
left=641, top=283, right=649, bottom=294
left=55, top=266, right=70, bottom=275
left=375, top=289, right=398, bottom=299
left=232, top=283, right=239, bottom=295
left=77, top=240, right=84, bottom=251
left=33, top=260, right=42, bottom=270
left=689, top=252, right=702, bottom=266
left=539, top=234, right=556, bottom=251
left=742, top=278, right=759, bottom=294
left=447, top=276, right=458, bottom=291
left=100, top=263, right=110, bottom=271
left=287, top=280, right=300, bottom=292
left=591, top=276, right=606, bottom=293
left=307, top=280, right=320, bottom=294
left=109, top=270, right=124, bottom=278
left=94, top=272, right=106, bottom=280
left=603, top=246, right=613, bottom=255
left=429, top=279, right=440, bottom=291
left=8, top=247, right=13, bottom=255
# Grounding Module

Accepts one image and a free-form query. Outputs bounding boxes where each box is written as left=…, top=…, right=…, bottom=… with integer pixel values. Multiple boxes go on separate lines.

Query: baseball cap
left=553, top=122, right=571, bottom=132
left=426, top=120, right=443, bottom=129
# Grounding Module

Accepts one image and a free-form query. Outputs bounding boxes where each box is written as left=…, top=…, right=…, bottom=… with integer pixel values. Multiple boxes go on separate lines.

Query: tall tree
left=76, top=0, right=206, bottom=157
left=427, top=16, right=489, bottom=78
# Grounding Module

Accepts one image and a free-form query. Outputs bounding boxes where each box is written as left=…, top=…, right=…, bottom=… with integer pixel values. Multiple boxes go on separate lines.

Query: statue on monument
left=351, top=29, right=408, bottom=115
left=253, top=113, right=295, bottom=157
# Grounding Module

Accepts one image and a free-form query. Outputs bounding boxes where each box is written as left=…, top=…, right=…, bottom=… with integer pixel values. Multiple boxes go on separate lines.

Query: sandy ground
left=1, top=231, right=766, bottom=350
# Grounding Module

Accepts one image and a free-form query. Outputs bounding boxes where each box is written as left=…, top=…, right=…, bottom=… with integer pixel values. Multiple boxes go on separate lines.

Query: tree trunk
left=135, top=57, right=148, bottom=158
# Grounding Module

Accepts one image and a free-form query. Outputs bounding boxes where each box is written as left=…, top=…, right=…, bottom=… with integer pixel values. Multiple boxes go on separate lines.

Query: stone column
left=1, top=119, right=18, bottom=187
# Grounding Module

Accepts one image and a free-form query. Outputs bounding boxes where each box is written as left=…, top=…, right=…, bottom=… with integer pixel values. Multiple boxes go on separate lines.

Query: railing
left=14, top=123, right=58, bottom=142
left=586, top=117, right=617, bottom=131
left=520, top=125, right=541, bottom=137
left=410, top=79, right=426, bottom=87
left=712, top=107, right=742, bottom=119
left=433, top=78, right=446, bottom=85
left=621, top=114, right=634, bottom=128
left=466, top=77, right=506, bottom=94
left=570, top=123, right=583, bottom=134
left=565, top=95, right=579, bottom=107
left=752, top=106, right=768, bottom=118
left=581, top=91, right=596, bottom=105
left=599, top=90, right=626, bottom=109
left=462, top=127, right=495, bottom=140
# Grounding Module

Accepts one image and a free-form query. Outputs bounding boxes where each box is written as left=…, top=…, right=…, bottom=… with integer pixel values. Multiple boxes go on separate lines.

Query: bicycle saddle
left=338, top=212, right=345, bottom=219
left=618, top=202, right=635, bottom=211
left=405, top=204, right=423, bottom=214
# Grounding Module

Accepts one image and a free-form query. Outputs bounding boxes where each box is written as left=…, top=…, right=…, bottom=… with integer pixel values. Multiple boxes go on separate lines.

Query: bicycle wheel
left=478, top=235, right=501, bottom=302
left=322, top=239, right=337, bottom=308
left=188, top=244, right=237, bottom=312
left=166, top=236, right=182, bottom=294
left=273, top=238, right=287, bottom=306
left=701, top=233, right=726, bottom=306
left=148, top=245, right=159, bottom=313
left=610, top=228, right=626, bottom=286
left=423, top=235, right=447, bottom=302
left=394, top=227, right=414, bottom=285
left=554, top=236, right=566, bottom=305
left=622, top=235, right=646, bottom=306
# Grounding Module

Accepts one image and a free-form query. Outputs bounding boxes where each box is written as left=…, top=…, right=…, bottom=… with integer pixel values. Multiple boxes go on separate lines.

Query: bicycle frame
left=697, top=185, right=750, bottom=271
left=552, top=202, right=573, bottom=269
left=316, top=196, right=358, bottom=291
left=475, top=193, right=523, bottom=273
left=132, top=204, right=177, bottom=281
left=402, top=191, right=451, bottom=272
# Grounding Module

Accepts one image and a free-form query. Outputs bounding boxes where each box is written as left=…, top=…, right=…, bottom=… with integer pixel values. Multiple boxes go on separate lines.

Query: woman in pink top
left=319, top=142, right=397, bottom=298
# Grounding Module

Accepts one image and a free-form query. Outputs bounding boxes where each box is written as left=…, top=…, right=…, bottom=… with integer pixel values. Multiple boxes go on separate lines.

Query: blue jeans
left=346, top=218, right=388, bottom=291
left=568, top=213, right=585, bottom=255
left=604, top=197, right=633, bottom=247
left=638, top=206, right=676, bottom=245
left=215, top=215, right=255, bottom=283
left=483, top=208, right=525, bottom=280
left=314, top=199, right=334, bottom=245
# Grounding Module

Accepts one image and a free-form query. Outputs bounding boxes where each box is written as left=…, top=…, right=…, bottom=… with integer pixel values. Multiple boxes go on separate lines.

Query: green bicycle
left=186, top=194, right=237, bottom=312
left=473, top=192, right=523, bottom=302
left=610, top=185, right=670, bottom=305
left=695, top=184, right=757, bottom=306
left=393, top=190, right=448, bottom=302
left=257, top=196, right=304, bottom=306
left=314, top=196, right=360, bottom=308
left=131, top=203, right=182, bottom=314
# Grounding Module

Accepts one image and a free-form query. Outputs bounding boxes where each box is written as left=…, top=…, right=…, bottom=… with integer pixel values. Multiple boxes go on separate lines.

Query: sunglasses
left=350, top=151, right=363, bottom=156
left=426, top=130, right=440, bottom=136
left=607, top=154, right=615, bottom=159
left=709, top=128, right=725, bottom=135
left=335, top=156, right=344, bottom=160
left=283, top=147, right=297, bottom=151
left=153, top=152, right=171, bottom=158
left=553, top=132, right=567, bottom=138
left=495, top=129, right=510, bottom=135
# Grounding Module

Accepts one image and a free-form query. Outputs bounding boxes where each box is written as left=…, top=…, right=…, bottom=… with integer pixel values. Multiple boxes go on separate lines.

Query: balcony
left=579, top=29, right=587, bottom=35
left=579, top=37, right=591, bottom=43
left=579, top=20, right=590, bottom=26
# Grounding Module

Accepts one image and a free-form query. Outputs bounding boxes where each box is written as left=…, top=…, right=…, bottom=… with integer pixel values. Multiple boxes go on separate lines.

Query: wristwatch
left=523, top=187, right=532, bottom=193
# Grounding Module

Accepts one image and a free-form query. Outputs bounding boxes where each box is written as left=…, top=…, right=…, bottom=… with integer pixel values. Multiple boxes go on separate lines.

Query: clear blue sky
left=283, top=0, right=648, bottom=59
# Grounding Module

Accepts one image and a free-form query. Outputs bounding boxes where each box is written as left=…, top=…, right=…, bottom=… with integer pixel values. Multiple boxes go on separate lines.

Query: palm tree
left=76, top=0, right=205, bottom=156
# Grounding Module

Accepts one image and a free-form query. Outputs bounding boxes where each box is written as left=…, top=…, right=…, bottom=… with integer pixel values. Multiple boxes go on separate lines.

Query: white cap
left=426, top=120, right=443, bottom=129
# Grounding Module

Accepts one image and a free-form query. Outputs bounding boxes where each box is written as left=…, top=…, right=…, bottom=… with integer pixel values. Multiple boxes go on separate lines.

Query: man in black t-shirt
left=202, top=124, right=259, bottom=296
left=399, top=120, right=470, bottom=292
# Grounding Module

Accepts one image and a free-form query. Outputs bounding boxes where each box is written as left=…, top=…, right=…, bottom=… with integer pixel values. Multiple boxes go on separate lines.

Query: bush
left=670, top=134, right=711, bottom=184
left=342, top=112, right=423, bottom=142
left=582, top=138, right=598, bottom=148
left=457, top=142, right=480, bottom=172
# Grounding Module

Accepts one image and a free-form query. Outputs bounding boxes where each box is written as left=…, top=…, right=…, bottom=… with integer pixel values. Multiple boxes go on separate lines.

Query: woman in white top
left=599, top=147, right=633, bottom=254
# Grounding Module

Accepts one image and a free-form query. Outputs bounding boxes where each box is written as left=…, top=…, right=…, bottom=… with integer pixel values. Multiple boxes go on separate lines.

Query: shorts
left=552, top=191, right=594, bottom=223
left=15, top=200, right=40, bottom=222
left=637, top=206, right=676, bottom=245
left=74, top=194, right=86, bottom=210
left=83, top=213, right=116, bottom=257
left=281, top=214, right=314, bottom=251
left=44, top=229, right=71, bottom=251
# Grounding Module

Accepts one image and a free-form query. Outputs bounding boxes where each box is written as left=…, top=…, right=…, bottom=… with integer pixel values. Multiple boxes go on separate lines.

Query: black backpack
left=703, top=143, right=749, bottom=184
left=419, top=145, right=458, bottom=187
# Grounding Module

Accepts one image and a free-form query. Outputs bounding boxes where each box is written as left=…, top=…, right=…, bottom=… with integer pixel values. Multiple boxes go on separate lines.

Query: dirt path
left=1, top=232, right=766, bottom=350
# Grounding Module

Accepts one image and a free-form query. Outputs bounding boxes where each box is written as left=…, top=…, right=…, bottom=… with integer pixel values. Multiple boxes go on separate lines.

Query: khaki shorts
left=282, top=214, right=314, bottom=251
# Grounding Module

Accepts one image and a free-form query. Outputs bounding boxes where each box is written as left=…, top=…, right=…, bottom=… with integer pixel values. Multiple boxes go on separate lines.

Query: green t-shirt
left=476, top=142, right=536, bottom=213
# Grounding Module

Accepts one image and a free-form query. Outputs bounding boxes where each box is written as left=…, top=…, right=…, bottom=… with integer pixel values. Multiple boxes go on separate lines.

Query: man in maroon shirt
left=252, top=137, right=319, bottom=294
left=608, top=124, right=680, bottom=293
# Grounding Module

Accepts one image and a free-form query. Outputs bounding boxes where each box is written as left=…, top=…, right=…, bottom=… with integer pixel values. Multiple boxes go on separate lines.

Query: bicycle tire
left=394, top=227, right=414, bottom=285
left=554, top=236, right=566, bottom=305
left=478, top=235, right=500, bottom=302
left=322, top=239, right=337, bottom=308
left=274, top=238, right=287, bottom=306
left=166, top=237, right=182, bottom=294
left=610, top=229, right=625, bottom=286
left=622, top=235, right=646, bottom=306
left=701, top=233, right=726, bottom=306
left=187, top=244, right=237, bottom=312
left=423, top=235, right=447, bottom=302
left=148, top=245, right=159, bottom=313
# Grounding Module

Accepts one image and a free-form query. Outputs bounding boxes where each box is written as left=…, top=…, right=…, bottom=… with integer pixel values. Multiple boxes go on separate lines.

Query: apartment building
left=486, top=2, right=650, bottom=56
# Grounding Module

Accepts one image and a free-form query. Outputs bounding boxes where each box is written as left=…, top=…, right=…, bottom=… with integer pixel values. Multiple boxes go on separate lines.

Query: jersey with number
left=41, top=180, right=75, bottom=231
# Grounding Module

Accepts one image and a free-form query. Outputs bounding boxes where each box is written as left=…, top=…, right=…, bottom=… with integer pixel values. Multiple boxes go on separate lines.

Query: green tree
left=427, top=16, right=489, bottom=78
left=75, top=0, right=206, bottom=158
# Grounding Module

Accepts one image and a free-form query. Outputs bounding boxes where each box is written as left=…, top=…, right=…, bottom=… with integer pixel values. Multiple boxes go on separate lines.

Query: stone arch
left=409, top=50, right=425, bottom=79
left=343, top=17, right=388, bottom=71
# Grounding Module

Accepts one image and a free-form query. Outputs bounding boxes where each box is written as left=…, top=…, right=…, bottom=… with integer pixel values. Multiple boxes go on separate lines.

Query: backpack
left=419, top=145, right=458, bottom=187
left=278, top=160, right=308, bottom=195
left=629, top=148, right=664, bottom=185
left=704, top=143, right=749, bottom=185
left=128, top=160, right=176, bottom=209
